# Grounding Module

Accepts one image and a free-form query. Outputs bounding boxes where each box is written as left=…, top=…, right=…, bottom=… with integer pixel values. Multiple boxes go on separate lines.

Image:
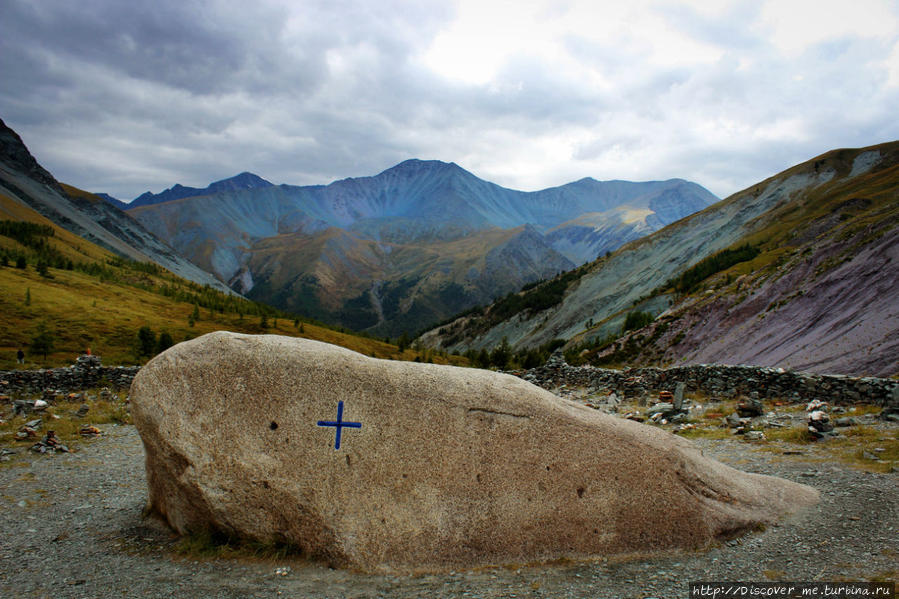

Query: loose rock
left=672, top=382, right=686, bottom=411
left=736, top=395, right=764, bottom=417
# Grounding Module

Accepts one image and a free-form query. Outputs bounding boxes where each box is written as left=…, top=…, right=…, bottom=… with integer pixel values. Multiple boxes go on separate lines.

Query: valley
left=124, top=160, right=715, bottom=337
left=2, top=114, right=896, bottom=379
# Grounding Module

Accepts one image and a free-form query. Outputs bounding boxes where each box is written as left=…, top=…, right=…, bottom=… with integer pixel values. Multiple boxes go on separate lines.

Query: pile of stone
left=15, top=418, right=42, bottom=440
left=79, top=425, right=102, bottom=437
left=806, top=400, right=838, bottom=440
left=74, top=354, right=102, bottom=371
left=11, top=416, right=69, bottom=453
left=30, top=430, right=68, bottom=454
left=720, top=392, right=771, bottom=440
left=736, top=395, right=765, bottom=417
left=12, top=398, right=48, bottom=416
left=645, top=383, right=689, bottom=424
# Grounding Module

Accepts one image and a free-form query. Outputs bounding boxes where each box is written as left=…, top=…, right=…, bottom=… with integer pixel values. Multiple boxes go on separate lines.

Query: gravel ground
left=0, top=423, right=896, bottom=599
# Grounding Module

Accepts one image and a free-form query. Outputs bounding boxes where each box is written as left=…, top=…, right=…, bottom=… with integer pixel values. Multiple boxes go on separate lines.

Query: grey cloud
left=3, top=1, right=253, bottom=95
left=0, top=0, right=896, bottom=201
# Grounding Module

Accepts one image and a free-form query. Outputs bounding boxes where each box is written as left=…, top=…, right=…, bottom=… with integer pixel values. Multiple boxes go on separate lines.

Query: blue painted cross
left=316, top=400, right=362, bottom=450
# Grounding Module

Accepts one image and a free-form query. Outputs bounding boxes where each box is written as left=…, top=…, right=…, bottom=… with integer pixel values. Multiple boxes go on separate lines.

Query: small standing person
left=16, top=348, right=25, bottom=364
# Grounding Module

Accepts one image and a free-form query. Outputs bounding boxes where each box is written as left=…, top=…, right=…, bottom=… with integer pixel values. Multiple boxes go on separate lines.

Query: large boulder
left=131, top=332, right=818, bottom=572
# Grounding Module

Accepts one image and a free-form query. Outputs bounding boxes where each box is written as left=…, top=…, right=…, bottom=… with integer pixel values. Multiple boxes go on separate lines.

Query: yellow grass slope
left=0, top=193, right=459, bottom=369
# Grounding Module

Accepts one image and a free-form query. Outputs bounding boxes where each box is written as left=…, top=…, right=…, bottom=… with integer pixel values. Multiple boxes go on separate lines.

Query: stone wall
left=0, top=355, right=140, bottom=397
left=517, top=354, right=899, bottom=409
left=3, top=352, right=897, bottom=411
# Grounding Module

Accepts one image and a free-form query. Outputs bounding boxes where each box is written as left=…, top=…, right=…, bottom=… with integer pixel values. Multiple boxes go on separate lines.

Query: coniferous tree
left=25, top=288, right=31, bottom=306
left=137, top=326, right=157, bottom=357
left=397, top=331, right=410, bottom=353
left=490, top=337, right=512, bottom=370
left=187, top=303, right=199, bottom=327
left=30, top=322, right=54, bottom=361
left=156, top=331, right=174, bottom=354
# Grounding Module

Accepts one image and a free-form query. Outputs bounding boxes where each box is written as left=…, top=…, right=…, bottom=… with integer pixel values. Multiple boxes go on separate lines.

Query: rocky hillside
left=421, top=142, right=899, bottom=378
left=0, top=118, right=232, bottom=294
left=127, top=159, right=714, bottom=336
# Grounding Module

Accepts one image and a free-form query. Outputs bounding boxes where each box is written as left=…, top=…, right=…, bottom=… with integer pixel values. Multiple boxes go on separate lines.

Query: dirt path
left=1, top=425, right=896, bottom=599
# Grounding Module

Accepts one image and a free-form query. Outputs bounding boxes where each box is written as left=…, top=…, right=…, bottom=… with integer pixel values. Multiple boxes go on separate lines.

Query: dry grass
left=174, top=529, right=304, bottom=561
left=758, top=423, right=897, bottom=473
left=1, top=193, right=469, bottom=369
left=675, top=427, right=731, bottom=440
left=638, top=394, right=897, bottom=475
left=765, top=426, right=816, bottom=444
left=0, top=260, right=465, bottom=369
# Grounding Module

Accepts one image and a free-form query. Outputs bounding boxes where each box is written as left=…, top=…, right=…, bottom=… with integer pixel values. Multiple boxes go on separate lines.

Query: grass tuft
left=175, top=529, right=303, bottom=561
left=765, top=426, right=815, bottom=444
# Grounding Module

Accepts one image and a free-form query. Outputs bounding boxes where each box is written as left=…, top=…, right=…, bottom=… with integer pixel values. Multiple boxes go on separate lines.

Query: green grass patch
left=675, top=427, right=731, bottom=440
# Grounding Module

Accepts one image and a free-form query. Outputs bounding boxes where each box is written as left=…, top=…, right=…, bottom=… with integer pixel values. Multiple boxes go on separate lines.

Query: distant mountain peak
left=379, top=158, right=462, bottom=176
left=207, top=172, right=272, bottom=194
left=127, top=171, right=273, bottom=208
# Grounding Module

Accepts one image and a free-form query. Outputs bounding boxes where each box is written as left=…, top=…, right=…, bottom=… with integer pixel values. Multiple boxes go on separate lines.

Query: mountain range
left=421, top=142, right=899, bottom=377
left=126, top=172, right=274, bottom=209
left=123, top=160, right=716, bottom=336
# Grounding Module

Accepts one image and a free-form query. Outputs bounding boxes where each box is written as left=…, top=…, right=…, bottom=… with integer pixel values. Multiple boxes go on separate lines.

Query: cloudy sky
left=2, top=0, right=898, bottom=201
